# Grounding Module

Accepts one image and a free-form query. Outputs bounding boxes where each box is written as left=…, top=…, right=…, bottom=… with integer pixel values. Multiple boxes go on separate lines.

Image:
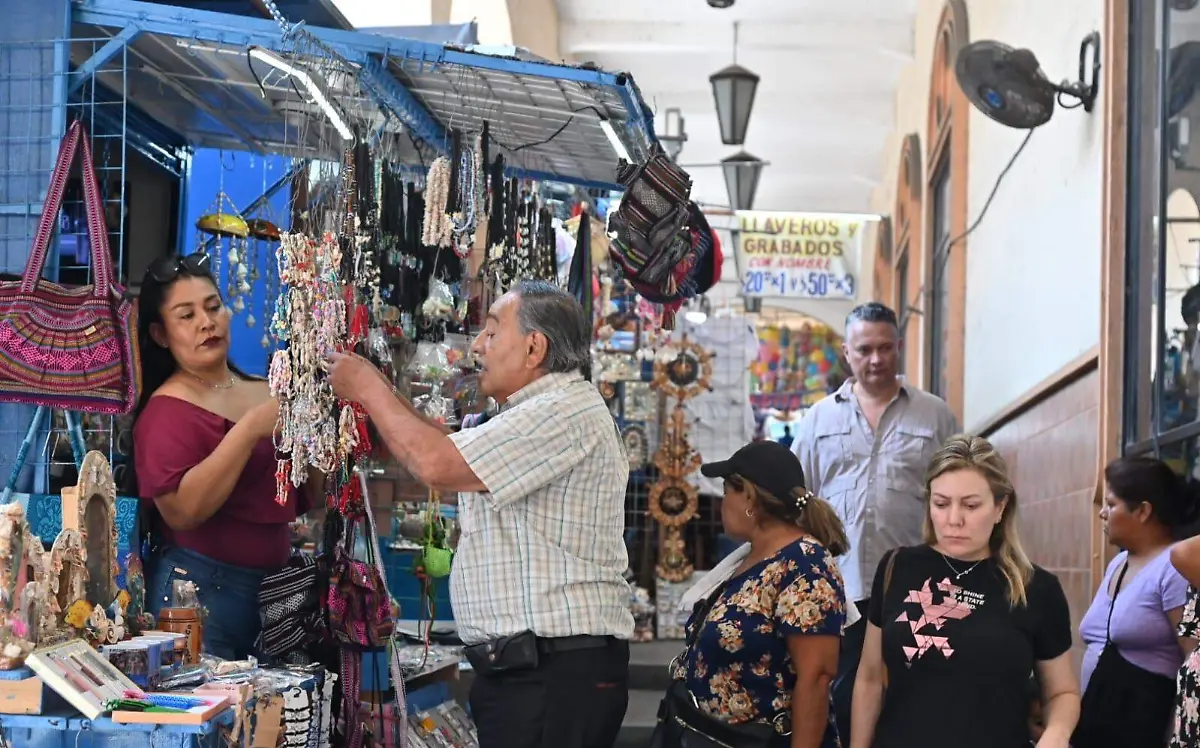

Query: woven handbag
left=0, top=120, right=140, bottom=414
left=324, top=479, right=405, bottom=748
left=608, top=148, right=694, bottom=288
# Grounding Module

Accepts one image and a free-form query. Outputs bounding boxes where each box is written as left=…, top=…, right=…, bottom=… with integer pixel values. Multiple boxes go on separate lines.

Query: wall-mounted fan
left=955, top=32, right=1101, bottom=129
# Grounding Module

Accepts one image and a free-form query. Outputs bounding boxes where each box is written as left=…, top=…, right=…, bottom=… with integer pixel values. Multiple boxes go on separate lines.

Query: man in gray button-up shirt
left=792, top=302, right=957, bottom=745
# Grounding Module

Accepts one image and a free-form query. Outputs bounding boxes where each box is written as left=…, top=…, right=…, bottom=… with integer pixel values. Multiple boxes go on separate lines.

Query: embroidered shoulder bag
left=0, top=120, right=139, bottom=414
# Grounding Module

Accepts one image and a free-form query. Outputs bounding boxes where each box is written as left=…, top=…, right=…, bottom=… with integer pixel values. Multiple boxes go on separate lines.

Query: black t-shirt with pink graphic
left=867, top=545, right=1072, bottom=748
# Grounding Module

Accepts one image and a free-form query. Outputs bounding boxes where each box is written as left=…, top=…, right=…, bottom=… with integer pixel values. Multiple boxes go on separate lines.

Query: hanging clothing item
left=568, top=211, right=594, bottom=320
left=673, top=317, right=759, bottom=496
left=554, top=221, right=577, bottom=286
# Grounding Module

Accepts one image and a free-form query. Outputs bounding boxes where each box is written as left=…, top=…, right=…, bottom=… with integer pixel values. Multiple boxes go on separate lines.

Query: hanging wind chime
left=195, top=153, right=251, bottom=313
left=245, top=165, right=283, bottom=340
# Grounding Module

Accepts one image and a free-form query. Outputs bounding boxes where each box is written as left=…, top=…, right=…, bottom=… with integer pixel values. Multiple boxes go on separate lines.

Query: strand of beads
left=421, top=157, right=452, bottom=248
left=450, top=145, right=479, bottom=258
left=269, top=229, right=346, bottom=503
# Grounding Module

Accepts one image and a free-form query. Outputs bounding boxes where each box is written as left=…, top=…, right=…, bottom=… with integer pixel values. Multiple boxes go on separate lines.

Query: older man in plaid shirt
left=328, top=280, right=633, bottom=748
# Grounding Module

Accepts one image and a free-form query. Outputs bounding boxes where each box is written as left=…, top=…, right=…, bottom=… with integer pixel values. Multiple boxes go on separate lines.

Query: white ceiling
left=556, top=0, right=919, bottom=214
left=556, top=0, right=917, bottom=325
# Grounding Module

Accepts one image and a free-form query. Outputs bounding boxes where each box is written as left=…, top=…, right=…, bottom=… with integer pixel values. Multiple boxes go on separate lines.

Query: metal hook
left=1076, top=31, right=1102, bottom=113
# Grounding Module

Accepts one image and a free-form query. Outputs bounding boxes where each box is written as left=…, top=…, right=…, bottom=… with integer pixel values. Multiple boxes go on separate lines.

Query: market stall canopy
left=70, top=0, right=658, bottom=191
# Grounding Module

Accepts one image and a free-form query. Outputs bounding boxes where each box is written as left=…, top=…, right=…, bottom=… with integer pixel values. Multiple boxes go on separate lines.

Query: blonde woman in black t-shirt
left=849, top=434, right=1080, bottom=748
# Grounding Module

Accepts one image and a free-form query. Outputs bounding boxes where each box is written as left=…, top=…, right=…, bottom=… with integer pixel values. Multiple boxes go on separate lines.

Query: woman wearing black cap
left=659, top=440, right=849, bottom=748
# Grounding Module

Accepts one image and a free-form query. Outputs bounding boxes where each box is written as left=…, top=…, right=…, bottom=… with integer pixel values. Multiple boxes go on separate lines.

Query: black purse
left=649, top=587, right=790, bottom=748
left=1072, top=561, right=1177, bottom=748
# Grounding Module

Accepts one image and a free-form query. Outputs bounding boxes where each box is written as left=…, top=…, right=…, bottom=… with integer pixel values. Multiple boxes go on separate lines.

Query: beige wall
left=867, top=0, right=1113, bottom=637
left=505, top=0, right=561, bottom=60
left=868, top=0, right=944, bottom=388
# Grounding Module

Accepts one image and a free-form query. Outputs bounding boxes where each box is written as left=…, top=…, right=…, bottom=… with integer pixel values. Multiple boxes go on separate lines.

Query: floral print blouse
left=1171, top=586, right=1200, bottom=748
left=674, top=536, right=846, bottom=746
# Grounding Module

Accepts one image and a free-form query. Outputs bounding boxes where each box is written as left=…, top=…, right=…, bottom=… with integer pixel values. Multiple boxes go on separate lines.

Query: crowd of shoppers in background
left=658, top=300, right=1200, bottom=748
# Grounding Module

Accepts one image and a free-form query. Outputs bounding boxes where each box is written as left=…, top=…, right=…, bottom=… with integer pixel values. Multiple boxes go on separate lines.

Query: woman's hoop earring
left=745, top=508, right=754, bottom=518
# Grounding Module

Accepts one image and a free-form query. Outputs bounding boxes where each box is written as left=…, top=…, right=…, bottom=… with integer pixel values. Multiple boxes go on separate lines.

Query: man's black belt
left=535, top=634, right=614, bottom=655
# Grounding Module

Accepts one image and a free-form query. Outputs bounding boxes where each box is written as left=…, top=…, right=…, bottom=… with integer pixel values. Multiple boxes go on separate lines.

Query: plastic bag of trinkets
left=407, top=340, right=452, bottom=383
left=406, top=343, right=454, bottom=426
left=421, top=279, right=456, bottom=321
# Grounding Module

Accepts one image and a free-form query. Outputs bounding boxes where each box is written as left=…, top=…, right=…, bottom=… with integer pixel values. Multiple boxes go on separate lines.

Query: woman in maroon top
left=132, top=253, right=313, bottom=659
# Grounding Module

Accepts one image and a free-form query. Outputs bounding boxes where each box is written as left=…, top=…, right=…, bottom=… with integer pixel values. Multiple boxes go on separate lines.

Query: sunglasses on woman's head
left=147, top=252, right=212, bottom=284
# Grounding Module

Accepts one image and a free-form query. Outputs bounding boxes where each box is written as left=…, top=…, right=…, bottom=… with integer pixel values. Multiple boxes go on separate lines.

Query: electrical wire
left=897, top=127, right=1036, bottom=332
left=485, top=104, right=609, bottom=153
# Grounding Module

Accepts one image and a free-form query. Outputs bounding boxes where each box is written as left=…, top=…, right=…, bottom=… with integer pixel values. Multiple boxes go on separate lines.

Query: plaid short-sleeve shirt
left=448, top=371, right=634, bottom=646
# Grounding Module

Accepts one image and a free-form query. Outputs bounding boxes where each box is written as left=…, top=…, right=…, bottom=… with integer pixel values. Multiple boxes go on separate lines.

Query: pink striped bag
left=0, top=120, right=140, bottom=414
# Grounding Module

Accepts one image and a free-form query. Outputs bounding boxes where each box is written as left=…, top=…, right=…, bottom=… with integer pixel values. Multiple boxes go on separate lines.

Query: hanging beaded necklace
left=421, top=157, right=452, bottom=248
left=268, top=229, right=347, bottom=504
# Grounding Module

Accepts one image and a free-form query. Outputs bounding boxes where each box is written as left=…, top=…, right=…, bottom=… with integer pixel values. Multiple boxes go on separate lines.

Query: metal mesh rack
left=0, top=40, right=60, bottom=276
left=0, top=36, right=148, bottom=505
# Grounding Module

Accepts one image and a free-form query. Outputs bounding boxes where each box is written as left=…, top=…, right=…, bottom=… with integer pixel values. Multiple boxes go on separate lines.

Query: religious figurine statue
left=0, top=503, right=50, bottom=667
left=121, top=552, right=154, bottom=634
left=60, top=452, right=119, bottom=607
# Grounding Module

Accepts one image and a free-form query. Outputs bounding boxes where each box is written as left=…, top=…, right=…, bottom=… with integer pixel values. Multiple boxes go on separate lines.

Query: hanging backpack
left=608, top=148, right=694, bottom=290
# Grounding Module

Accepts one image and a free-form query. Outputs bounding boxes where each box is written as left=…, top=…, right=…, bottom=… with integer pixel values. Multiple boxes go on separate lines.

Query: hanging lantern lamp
left=722, top=151, right=765, bottom=211
left=710, top=23, right=759, bottom=146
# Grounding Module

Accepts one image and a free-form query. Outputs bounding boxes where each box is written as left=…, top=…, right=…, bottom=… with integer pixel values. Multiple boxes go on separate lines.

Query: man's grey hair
left=512, top=279, right=592, bottom=380
left=845, top=302, right=899, bottom=336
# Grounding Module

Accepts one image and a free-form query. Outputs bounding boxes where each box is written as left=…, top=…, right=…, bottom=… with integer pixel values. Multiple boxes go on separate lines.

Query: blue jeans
left=146, top=546, right=267, bottom=660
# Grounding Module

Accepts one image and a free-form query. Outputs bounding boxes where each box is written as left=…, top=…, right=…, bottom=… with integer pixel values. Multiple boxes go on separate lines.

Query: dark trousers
left=832, top=599, right=868, bottom=747
left=469, top=638, right=630, bottom=748
left=147, top=546, right=267, bottom=661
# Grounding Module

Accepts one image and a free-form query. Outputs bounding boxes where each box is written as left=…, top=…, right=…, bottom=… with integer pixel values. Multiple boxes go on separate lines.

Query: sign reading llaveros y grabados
left=736, top=211, right=866, bottom=300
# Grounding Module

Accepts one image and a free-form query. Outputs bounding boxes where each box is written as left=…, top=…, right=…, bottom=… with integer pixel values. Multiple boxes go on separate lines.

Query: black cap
left=701, top=441, right=807, bottom=501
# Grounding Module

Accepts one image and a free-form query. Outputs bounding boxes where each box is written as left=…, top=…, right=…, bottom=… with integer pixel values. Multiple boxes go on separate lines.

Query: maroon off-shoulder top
left=133, top=395, right=309, bottom=569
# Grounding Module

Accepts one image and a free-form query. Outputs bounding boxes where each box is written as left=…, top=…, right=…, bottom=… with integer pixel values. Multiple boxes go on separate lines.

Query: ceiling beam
left=562, top=20, right=913, bottom=60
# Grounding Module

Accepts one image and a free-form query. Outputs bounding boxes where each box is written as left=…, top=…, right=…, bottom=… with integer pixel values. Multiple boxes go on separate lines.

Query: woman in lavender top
left=1077, top=457, right=1198, bottom=745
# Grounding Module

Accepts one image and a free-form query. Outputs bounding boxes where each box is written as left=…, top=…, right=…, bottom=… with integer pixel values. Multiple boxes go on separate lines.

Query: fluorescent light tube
left=599, top=119, right=632, bottom=162
left=249, top=47, right=355, bottom=143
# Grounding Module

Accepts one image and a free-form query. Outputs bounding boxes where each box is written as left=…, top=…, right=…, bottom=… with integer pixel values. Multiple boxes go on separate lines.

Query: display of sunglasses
left=147, top=252, right=212, bottom=284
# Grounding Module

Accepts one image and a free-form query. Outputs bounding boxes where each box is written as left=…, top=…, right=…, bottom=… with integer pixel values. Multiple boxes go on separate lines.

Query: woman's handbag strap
left=23, top=120, right=115, bottom=296
left=1104, top=560, right=1131, bottom=644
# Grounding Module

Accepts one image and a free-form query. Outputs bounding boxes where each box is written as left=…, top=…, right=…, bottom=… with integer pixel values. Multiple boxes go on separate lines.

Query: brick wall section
left=982, top=369, right=1101, bottom=666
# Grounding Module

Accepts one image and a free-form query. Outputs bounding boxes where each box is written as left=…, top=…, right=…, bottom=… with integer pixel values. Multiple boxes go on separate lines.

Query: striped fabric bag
left=0, top=120, right=140, bottom=414
left=607, top=148, right=694, bottom=290
left=257, top=550, right=324, bottom=665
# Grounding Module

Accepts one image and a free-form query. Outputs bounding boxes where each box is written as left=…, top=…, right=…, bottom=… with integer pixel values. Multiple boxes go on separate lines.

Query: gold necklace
left=939, top=551, right=985, bottom=581
left=186, top=370, right=235, bottom=390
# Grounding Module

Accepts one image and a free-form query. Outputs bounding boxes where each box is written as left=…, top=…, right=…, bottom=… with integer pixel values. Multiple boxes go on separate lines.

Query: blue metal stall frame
left=71, top=0, right=659, bottom=191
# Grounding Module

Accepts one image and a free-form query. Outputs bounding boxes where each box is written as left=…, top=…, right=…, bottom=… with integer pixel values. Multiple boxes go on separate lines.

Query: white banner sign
left=736, top=212, right=865, bottom=300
